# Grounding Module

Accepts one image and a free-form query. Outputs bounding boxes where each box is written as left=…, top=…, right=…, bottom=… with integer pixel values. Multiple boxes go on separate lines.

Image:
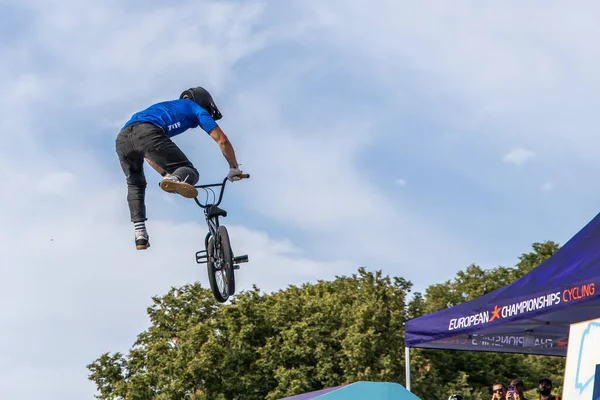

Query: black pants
left=115, top=122, right=199, bottom=222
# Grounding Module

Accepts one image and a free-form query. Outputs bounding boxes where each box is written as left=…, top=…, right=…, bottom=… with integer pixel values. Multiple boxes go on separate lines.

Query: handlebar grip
left=240, top=173, right=250, bottom=179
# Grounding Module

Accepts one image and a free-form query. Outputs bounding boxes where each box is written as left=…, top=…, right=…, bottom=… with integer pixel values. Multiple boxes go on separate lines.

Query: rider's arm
left=209, top=126, right=239, bottom=169
left=190, top=102, right=241, bottom=170
left=144, top=157, right=169, bottom=177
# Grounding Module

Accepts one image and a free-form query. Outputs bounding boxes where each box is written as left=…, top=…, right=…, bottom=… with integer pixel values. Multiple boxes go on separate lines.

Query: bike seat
left=207, top=205, right=227, bottom=218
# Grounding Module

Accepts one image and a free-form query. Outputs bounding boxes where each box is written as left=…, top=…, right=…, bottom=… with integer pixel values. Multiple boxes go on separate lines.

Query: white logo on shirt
left=167, top=121, right=181, bottom=131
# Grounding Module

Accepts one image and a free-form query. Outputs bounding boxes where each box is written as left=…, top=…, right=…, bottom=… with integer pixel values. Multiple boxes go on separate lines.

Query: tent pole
left=405, top=346, right=411, bottom=391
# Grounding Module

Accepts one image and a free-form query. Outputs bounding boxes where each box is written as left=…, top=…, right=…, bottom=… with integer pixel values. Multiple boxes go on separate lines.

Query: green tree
left=88, top=241, right=565, bottom=400
left=88, top=268, right=414, bottom=399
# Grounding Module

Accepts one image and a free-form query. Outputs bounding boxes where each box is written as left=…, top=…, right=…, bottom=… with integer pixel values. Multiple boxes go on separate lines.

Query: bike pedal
left=233, top=264, right=240, bottom=270
left=196, top=250, right=208, bottom=264
left=233, top=255, right=248, bottom=264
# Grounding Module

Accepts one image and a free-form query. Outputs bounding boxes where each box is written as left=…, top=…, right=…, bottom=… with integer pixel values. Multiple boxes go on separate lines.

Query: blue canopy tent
left=403, top=212, right=600, bottom=390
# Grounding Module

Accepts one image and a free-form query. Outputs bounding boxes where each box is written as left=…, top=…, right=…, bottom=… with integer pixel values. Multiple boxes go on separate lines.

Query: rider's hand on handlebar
left=227, top=166, right=243, bottom=182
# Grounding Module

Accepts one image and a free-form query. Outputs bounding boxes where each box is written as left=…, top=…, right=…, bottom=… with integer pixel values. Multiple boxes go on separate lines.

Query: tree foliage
left=88, top=241, right=566, bottom=400
left=88, top=268, right=412, bottom=399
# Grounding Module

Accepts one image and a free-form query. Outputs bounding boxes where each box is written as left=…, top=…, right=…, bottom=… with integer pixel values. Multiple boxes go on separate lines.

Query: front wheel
left=218, top=226, right=235, bottom=296
left=206, top=226, right=235, bottom=302
left=206, top=235, right=228, bottom=303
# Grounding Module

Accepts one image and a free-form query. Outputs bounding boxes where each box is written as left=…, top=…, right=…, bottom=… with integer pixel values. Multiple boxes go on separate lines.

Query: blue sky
left=3, top=0, right=600, bottom=398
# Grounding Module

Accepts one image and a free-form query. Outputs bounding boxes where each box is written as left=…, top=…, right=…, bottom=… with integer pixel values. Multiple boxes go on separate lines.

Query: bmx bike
left=194, top=174, right=249, bottom=302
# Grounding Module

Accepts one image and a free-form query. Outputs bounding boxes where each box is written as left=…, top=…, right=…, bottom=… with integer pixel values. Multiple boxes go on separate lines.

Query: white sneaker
left=135, top=230, right=150, bottom=250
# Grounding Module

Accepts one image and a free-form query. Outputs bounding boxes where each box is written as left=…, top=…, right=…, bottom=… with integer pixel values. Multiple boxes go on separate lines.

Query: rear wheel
left=218, top=226, right=235, bottom=296
left=206, top=235, right=228, bottom=302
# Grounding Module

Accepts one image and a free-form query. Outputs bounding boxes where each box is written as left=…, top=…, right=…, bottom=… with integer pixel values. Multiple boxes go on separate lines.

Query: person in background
left=492, top=382, right=507, bottom=400
left=507, top=379, right=528, bottom=400
left=538, top=378, right=561, bottom=400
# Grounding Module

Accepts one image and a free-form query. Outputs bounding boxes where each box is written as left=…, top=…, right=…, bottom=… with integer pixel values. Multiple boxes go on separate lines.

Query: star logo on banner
left=490, top=305, right=501, bottom=321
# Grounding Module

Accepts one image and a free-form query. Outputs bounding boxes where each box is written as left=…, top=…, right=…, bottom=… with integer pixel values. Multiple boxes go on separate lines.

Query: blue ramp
left=279, top=381, right=422, bottom=400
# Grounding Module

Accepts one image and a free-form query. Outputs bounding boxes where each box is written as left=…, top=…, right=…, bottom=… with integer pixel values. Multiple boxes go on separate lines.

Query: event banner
left=422, top=333, right=568, bottom=356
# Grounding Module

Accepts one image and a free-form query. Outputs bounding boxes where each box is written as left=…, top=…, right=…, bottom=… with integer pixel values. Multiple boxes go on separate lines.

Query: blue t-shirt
left=122, top=99, right=218, bottom=137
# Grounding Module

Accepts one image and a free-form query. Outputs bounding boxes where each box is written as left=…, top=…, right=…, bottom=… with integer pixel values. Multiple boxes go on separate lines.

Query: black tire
left=218, top=225, right=236, bottom=296
left=206, top=235, right=228, bottom=303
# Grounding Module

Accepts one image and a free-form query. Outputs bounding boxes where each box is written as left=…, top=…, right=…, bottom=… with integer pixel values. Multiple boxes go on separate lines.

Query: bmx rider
left=115, top=86, right=246, bottom=250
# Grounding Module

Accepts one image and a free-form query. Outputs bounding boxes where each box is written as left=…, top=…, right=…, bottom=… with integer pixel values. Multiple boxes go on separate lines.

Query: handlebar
left=193, top=174, right=249, bottom=208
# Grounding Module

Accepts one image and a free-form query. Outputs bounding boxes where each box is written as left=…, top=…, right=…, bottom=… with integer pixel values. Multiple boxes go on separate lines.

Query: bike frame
left=194, top=177, right=230, bottom=250
left=194, top=176, right=248, bottom=301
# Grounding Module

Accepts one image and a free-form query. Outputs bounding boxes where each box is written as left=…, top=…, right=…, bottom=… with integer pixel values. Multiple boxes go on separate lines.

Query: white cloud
left=225, top=88, right=471, bottom=278
left=502, top=148, right=535, bottom=165
left=396, top=178, right=407, bottom=187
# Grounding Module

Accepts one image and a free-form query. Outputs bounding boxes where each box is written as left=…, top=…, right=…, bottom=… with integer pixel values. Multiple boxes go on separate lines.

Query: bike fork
left=196, top=229, right=216, bottom=264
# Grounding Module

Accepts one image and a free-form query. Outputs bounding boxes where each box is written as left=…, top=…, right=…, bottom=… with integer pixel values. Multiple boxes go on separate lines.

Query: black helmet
left=448, top=395, right=465, bottom=400
left=180, top=86, right=222, bottom=120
